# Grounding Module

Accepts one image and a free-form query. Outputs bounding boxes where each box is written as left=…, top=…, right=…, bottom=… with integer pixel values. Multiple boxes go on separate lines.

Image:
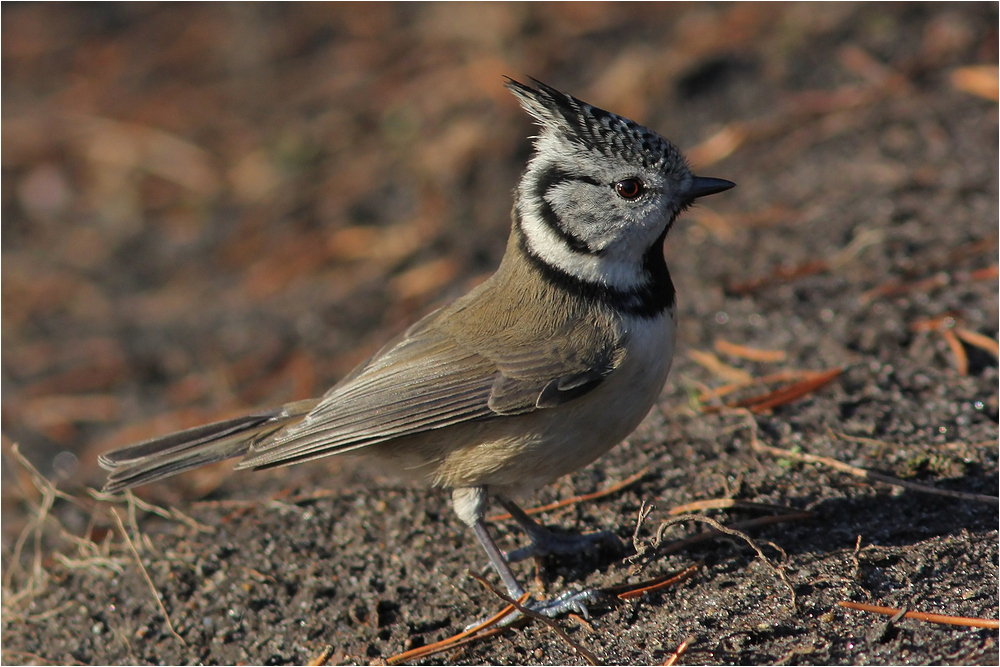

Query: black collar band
left=514, top=211, right=675, bottom=319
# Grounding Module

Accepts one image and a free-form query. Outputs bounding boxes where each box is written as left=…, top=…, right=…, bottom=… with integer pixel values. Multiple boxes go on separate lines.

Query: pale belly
left=392, top=309, right=677, bottom=496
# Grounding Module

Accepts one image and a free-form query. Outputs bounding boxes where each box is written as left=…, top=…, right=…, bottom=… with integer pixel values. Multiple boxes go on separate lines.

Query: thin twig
left=662, top=635, right=695, bottom=666
left=651, top=515, right=796, bottom=609
left=714, top=339, right=787, bottom=363
left=468, top=572, right=600, bottom=665
left=696, top=370, right=830, bottom=404
left=725, top=367, right=843, bottom=413
left=387, top=627, right=507, bottom=665
left=1, top=650, right=86, bottom=666
left=488, top=468, right=649, bottom=521
left=632, top=500, right=655, bottom=556
left=605, top=563, right=702, bottom=600
left=385, top=593, right=527, bottom=664
left=941, top=329, right=969, bottom=375
left=109, top=508, right=186, bottom=646
left=668, top=498, right=796, bottom=515
left=650, top=513, right=813, bottom=560
left=688, top=349, right=753, bottom=383
left=306, top=645, right=335, bottom=666
left=838, top=601, right=999, bottom=629
left=739, top=413, right=999, bottom=505
left=954, top=327, right=999, bottom=358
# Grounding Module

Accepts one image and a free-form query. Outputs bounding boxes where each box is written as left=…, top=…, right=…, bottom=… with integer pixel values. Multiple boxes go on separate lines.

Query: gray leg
left=497, top=496, right=624, bottom=563
left=453, top=487, right=608, bottom=627
left=471, top=519, right=526, bottom=599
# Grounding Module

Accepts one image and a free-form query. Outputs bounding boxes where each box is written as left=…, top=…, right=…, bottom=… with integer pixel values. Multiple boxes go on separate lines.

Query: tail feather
left=99, top=400, right=318, bottom=493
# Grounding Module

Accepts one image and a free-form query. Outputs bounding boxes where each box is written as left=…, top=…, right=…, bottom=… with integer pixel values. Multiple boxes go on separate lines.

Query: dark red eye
left=614, top=178, right=644, bottom=199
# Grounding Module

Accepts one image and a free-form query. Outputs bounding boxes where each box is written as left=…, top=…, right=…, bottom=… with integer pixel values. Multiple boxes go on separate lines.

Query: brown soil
left=3, top=3, right=997, bottom=665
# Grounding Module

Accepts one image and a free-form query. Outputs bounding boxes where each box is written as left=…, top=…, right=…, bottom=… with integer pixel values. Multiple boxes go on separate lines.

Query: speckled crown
left=505, top=77, right=686, bottom=172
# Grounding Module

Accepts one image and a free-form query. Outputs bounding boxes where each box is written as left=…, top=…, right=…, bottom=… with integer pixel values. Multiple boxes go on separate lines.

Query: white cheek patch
left=518, top=198, right=651, bottom=290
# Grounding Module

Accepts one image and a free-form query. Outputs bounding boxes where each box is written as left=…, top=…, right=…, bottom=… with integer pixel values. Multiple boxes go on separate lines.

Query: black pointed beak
left=687, top=176, right=736, bottom=200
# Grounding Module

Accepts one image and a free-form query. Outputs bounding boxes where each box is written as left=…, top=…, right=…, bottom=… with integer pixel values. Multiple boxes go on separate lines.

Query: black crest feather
left=505, top=77, right=684, bottom=172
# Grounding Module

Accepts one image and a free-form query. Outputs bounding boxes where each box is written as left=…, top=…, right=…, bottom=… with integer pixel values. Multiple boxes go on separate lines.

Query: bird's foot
left=466, top=588, right=606, bottom=631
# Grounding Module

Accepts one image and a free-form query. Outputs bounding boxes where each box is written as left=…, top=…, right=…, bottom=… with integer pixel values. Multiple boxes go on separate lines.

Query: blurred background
left=2, top=5, right=998, bottom=663
left=3, top=2, right=997, bottom=507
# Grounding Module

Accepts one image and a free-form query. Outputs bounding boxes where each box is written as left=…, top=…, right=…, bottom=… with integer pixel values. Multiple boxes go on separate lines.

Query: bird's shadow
left=496, top=470, right=997, bottom=592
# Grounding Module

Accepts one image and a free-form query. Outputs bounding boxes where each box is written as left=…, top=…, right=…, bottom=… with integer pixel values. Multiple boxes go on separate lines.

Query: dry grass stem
left=631, top=500, right=656, bottom=555
left=18, top=601, right=78, bottom=625
left=2, top=443, right=65, bottom=610
left=109, top=507, right=187, bottom=646
left=52, top=552, right=124, bottom=575
left=90, top=488, right=216, bottom=534
left=828, top=228, right=887, bottom=269
left=2, top=444, right=153, bottom=623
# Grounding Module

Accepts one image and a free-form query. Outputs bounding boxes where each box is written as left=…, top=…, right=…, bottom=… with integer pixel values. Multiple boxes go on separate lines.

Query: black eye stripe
left=536, top=166, right=601, bottom=193
left=533, top=165, right=597, bottom=254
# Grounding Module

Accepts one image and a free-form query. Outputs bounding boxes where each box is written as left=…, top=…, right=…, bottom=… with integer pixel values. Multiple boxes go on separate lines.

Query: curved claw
left=465, top=588, right=606, bottom=631
left=529, top=588, right=603, bottom=619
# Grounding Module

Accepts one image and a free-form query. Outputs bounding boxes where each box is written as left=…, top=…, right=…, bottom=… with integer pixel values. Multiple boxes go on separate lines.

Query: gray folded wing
left=236, top=314, right=624, bottom=470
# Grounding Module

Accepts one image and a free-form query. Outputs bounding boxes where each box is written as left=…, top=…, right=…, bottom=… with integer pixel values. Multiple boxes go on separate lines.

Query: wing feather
left=236, top=297, right=627, bottom=470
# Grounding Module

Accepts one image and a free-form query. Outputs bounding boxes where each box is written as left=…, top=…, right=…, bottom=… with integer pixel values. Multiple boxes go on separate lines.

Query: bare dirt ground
left=2, top=3, right=998, bottom=665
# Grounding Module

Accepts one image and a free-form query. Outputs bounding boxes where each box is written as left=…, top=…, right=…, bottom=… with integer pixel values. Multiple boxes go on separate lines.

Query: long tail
left=98, top=399, right=319, bottom=493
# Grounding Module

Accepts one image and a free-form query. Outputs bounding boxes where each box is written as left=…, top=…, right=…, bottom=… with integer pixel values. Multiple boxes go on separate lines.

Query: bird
left=99, top=78, right=734, bottom=621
